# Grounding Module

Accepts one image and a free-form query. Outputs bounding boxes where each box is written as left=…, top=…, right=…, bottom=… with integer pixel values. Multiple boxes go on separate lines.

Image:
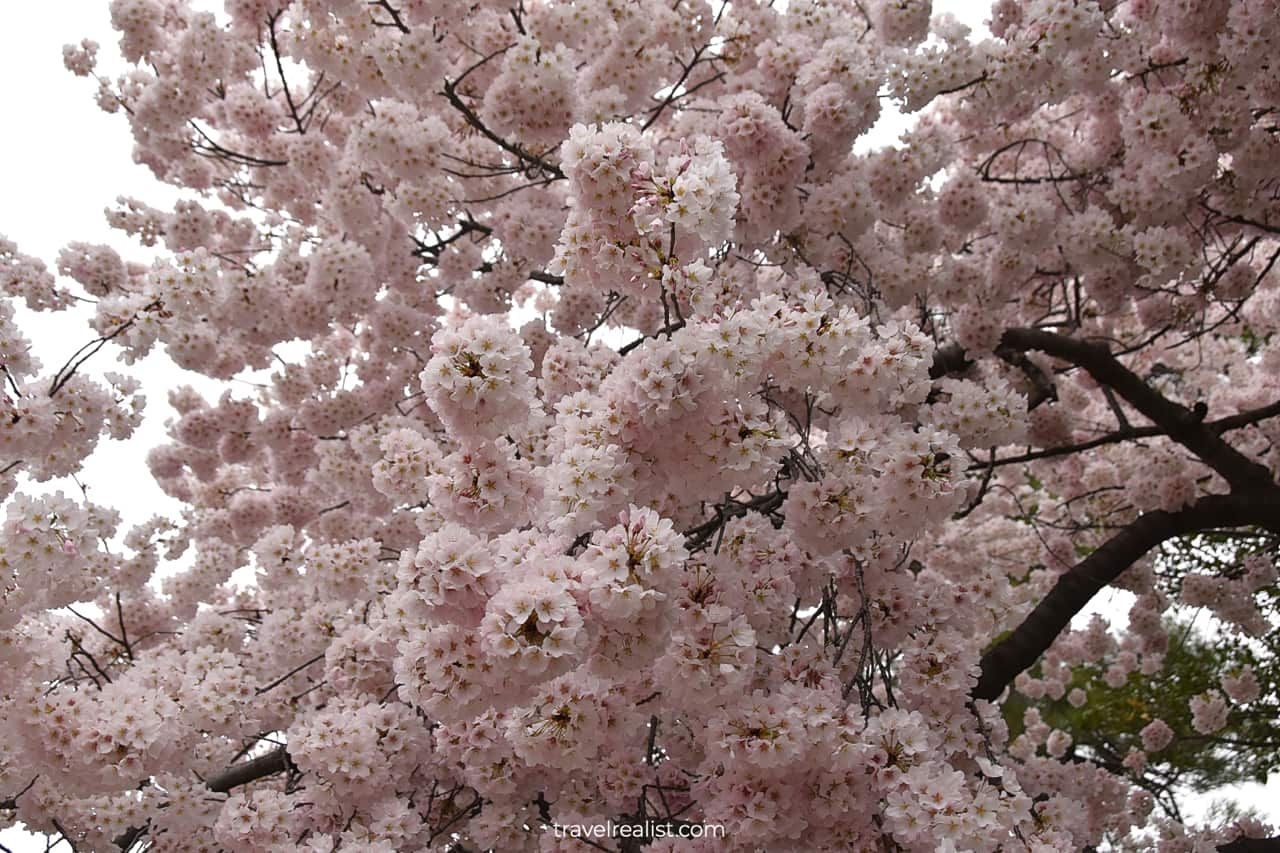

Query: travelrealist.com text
left=550, top=820, right=728, bottom=840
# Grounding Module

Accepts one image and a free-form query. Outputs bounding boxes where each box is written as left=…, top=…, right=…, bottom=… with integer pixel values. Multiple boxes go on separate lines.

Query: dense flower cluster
left=1, top=0, right=1279, bottom=851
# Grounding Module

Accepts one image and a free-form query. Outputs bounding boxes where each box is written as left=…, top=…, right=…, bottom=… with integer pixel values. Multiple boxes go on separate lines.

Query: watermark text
left=550, top=819, right=727, bottom=842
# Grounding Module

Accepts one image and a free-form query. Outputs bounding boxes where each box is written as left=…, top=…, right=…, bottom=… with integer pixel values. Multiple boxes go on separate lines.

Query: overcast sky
left=0, top=2, right=1273, bottom=850
left=3, top=1, right=200, bottom=525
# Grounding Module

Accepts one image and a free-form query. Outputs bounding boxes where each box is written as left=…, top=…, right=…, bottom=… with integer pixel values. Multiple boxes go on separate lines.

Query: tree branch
left=440, top=51, right=564, bottom=180
left=974, top=397, right=1280, bottom=472
left=266, top=12, right=308, bottom=134
left=929, top=341, right=970, bottom=379
left=973, top=491, right=1280, bottom=701
left=208, top=746, right=292, bottom=793
left=115, top=746, right=295, bottom=848
left=1000, top=328, right=1275, bottom=491
left=1220, top=838, right=1280, bottom=853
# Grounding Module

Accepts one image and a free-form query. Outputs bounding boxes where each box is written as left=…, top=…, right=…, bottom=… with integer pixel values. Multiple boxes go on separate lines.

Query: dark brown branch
left=208, top=747, right=292, bottom=793
left=1201, top=206, right=1280, bottom=237
left=1000, top=328, right=1276, bottom=491
left=619, top=320, right=687, bottom=356
left=114, top=593, right=134, bottom=661
left=976, top=138, right=1088, bottom=186
left=1220, top=838, right=1280, bottom=853
left=682, top=489, right=786, bottom=551
left=115, top=745, right=297, bottom=846
left=370, top=0, right=411, bottom=33
left=255, top=652, right=325, bottom=695
left=64, top=631, right=114, bottom=686
left=473, top=259, right=564, bottom=286
left=114, top=825, right=147, bottom=851
left=642, top=41, right=718, bottom=132
left=266, top=12, right=307, bottom=134
left=0, top=776, right=37, bottom=810
left=994, top=342, right=1057, bottom=409
left=971, top=396, right=1280, bottom=472
left=1210, top=398, right=1280, bottom=434
left=441, top=52, right=564, bottom=180
left=64, top=606, right=127, bottom=650
left=459, top=176, right=560, bottom=204
left=412, top=218, right=493, bottom=259
left=188, top=121, right=289, bottom=167
left=50, top=818, right=80, bottom=853
left=929, top=341, right=971, bottom=379
left=932, top=72, right=989, bottom=99
left=973, top=490, right=1280, bottom=701
left=48, top=303, right=159, bottom=396
left=527, top=270, right=564, bottom=286
left=973, top=426, right=1162, bottom=470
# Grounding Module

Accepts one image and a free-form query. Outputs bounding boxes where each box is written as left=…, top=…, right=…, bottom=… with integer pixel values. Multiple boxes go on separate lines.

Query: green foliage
left=1004, top=533, right=1280, bottom=816
left=1008, top=620, right=1277, bottom=793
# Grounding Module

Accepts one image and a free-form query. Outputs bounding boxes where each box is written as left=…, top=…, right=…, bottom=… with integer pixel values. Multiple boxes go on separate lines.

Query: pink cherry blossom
left=1, top=0, right=1278, bottom=851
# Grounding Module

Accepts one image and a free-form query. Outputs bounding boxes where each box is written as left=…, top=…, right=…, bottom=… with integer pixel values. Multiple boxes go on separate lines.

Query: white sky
left=0, top=1, right=1273, bottom=850
left=2, top=2, right=215, bottom=530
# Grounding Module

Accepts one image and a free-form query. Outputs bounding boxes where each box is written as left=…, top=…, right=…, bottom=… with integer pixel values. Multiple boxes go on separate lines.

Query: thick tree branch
left=207, top=746, right=292, bottom=793
left=1000, top=328, right=1276, bottom=491
left=1210, top=398, right=1280, bottom=434
left=974, top=491, right=1280, bottom=701
left=994, top=343, right=1058, bottom=409
left=928, top=342, right=970, bottom=379
left=929, top=340, right=1055, bottom=408
left=114, top=749, right=293, bottom=849
left=1220, top=838, right=1280, bottom=853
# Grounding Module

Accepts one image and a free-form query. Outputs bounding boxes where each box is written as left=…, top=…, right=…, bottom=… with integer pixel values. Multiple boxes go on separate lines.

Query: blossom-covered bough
left=2, top=0, right=1280, bottom=850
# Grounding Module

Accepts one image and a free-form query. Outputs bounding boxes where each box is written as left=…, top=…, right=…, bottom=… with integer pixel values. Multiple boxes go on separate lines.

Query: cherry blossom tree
left=2, top=0, right=1279, bottom=850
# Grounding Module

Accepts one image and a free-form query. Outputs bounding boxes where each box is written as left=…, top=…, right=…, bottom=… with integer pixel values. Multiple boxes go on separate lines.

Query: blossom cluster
left=3, top=0, right=1279, bottom=851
